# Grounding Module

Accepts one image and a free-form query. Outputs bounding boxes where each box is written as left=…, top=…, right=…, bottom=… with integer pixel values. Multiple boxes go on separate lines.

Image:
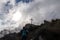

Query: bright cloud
left=12, top=10, right=22, bottom=21
left=0, top=0, right=60, bottom=32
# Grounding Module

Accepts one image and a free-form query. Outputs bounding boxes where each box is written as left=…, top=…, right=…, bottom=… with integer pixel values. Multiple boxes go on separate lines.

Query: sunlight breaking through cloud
left=0, top=0, right=60, bottom=32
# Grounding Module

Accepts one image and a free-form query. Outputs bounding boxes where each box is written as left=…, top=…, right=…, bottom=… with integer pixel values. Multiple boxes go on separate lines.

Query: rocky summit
left=0, top=19, right=60, bottom=40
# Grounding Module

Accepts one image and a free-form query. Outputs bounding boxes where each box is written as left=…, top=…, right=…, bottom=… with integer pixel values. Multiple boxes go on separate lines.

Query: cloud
left=24, top=0, right=60, bottom=24
left=0, top=0, right=33, bottom=31
left=15, top=0, right=33, bottom=3
left=0, top=0, right=60, bottom=31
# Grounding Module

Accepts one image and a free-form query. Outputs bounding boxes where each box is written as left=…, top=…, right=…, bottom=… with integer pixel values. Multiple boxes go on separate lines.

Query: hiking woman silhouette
left=21, top=27, right=28, bottom=40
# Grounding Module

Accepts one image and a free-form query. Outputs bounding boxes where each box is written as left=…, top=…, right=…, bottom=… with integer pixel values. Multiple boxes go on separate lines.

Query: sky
left=0, top=0, right=60, bottom=31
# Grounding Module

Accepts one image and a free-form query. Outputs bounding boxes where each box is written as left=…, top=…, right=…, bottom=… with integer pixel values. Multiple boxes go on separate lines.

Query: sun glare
left=12, top=11, right=22, bottom=21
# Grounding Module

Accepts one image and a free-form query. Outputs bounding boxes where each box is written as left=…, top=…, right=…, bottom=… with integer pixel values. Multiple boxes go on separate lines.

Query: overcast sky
left=0, top=0, right=60, bottom=31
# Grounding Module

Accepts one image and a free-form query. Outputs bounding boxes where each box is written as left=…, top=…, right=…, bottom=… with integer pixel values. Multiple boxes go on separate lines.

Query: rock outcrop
left=0, top=19, right=60, bottom=40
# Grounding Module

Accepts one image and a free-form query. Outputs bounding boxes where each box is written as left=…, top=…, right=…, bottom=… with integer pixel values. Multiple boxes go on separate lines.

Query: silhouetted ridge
left=0, top=19, right=60, bottom=40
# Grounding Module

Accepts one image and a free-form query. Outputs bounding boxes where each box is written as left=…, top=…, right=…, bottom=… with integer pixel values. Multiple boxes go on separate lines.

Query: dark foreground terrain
left=0, top=19, right=60, bottom=40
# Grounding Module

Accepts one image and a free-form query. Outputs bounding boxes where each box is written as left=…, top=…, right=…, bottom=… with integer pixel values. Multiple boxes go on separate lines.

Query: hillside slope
left=0, top=19, right=60, bottom=40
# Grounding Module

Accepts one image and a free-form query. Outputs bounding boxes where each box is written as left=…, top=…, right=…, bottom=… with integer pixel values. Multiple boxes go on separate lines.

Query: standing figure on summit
left=21, top=27, right=29, bottom=40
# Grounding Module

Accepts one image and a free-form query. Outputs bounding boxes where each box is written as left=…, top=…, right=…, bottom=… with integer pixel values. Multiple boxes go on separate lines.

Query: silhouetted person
left=21, top=27, right=28, bottom=40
